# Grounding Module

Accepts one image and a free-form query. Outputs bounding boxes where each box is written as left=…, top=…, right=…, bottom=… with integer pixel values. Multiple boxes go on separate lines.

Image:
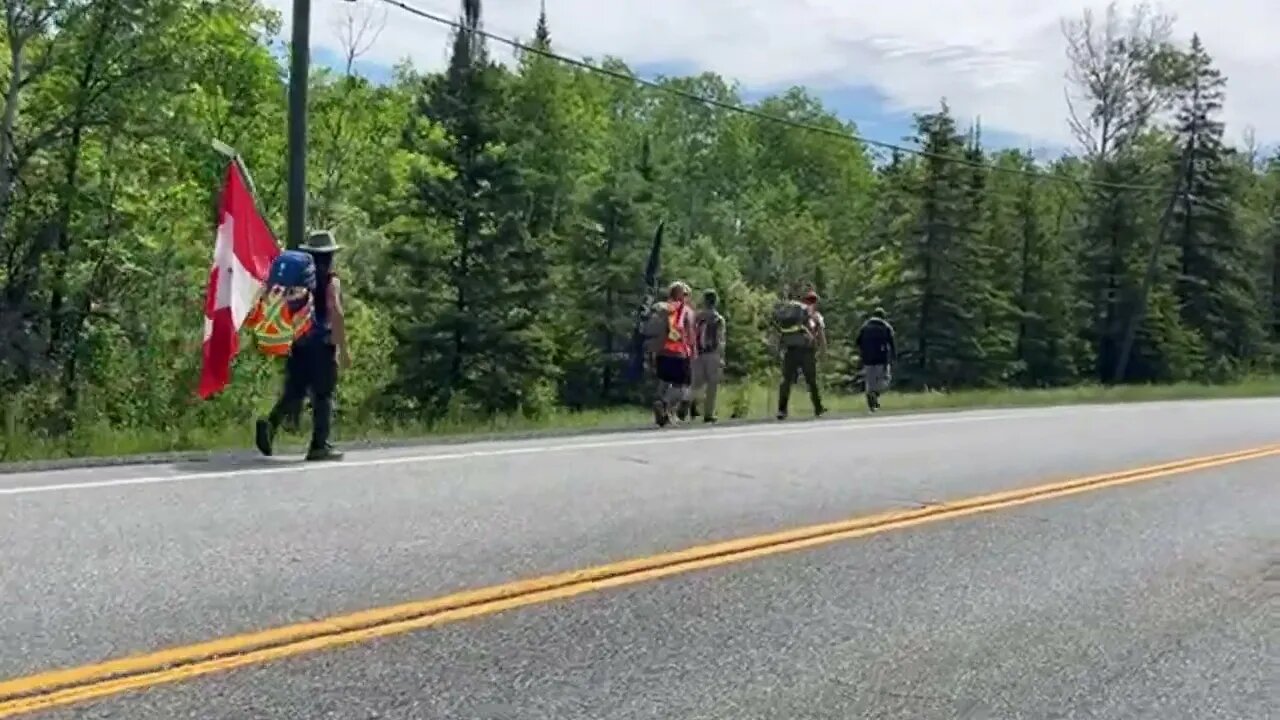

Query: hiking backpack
left=246, top=250, right=317, bottom=357
left=772, top=300, right=813, bottom=348
left=696, top=311, right=724, bottom=352
left=640, top=301, right=671, bottom=353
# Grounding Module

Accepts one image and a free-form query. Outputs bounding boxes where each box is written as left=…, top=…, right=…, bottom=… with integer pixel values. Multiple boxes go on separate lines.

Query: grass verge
left=3, top=377, right=1279, bottom=464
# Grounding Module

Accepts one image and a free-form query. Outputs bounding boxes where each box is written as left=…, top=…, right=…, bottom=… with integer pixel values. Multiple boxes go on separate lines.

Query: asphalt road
left=2, top=398, right=1278, bottom=718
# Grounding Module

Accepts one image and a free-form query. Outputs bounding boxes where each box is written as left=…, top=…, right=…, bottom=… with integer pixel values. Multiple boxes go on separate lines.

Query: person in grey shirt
left=690, top=289, right=726, bottom=423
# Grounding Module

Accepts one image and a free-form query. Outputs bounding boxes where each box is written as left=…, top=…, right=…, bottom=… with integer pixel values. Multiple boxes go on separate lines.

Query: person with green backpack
left=690, top=289, right=726, bottom=423
left=774, top=290, right=827, bottom=420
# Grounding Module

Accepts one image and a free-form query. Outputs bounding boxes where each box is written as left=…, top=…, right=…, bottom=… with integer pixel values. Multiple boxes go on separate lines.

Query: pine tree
left=388, top=0, right=555, bottom=418
left=558, top=159, right=654, bottom=406
left=1263, top=156, right=1280, bottom=346
left=957, top=123, right=1015, bottom=386
left=1077, top=154, right=1154, bottom=382
left=533, top=0, right=550, bottom=47
left=1010, top=163, right=1084, bottom=385
left=901, top=103, right=990, bottom=388
left=510, top=0, right=584, bottom=244
left=1171, top=34, right=1262, bottom=374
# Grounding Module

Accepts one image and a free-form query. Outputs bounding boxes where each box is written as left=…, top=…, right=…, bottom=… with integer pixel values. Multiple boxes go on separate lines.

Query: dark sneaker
left=704, top=416, right=718, bottom=424
left=676, top=401, right=690, bottom=422
left=305, top=444, right=344, bottom=462
left=776, top=412, right=787, bottom=421
left=255, top=418, right=274, bottom=457
left=689, top=402, right=701, bottom=419
left=653, top=401, right=670, bottom=427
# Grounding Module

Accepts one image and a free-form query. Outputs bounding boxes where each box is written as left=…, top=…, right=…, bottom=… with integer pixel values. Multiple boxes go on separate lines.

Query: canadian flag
left=197, top=162, right=280, bottom=399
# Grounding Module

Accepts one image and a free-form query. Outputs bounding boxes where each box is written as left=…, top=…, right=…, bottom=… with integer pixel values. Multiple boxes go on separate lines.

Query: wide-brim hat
left=299, top=230, right=341, bottom=253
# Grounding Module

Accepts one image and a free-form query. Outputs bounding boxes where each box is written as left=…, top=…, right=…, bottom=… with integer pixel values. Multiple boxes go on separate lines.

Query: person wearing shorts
left=653, top=281, right=697, bottom=426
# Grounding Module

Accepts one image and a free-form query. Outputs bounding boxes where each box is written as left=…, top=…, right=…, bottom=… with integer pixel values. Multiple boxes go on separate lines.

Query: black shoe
left=305, top=444, right=344, bottom=462
left=816, top=406, right=828, bottom=418
left=255, top=418, right=274, bottom=457
left=676, top=401, right=690, bottom=422
left=653, top=401, right=670, bottom=427
left=689, top=402, right=701, bottom=418
left=776, top=412, right=787, bottom=421
left=704, top=416, right=717, bottom=424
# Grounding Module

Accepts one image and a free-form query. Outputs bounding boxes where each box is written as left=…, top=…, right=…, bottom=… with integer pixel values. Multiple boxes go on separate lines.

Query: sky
left=269, top=0, right=1280, bottom=156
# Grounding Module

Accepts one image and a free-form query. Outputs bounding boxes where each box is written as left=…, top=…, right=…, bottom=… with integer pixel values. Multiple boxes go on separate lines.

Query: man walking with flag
left=255, top=231, right=350, bottom=461
left=198, top=154, right=349, bottom=461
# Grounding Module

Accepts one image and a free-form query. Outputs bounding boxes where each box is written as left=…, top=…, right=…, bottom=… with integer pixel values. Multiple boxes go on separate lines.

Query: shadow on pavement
left=168, top=453, right=307, bottom=474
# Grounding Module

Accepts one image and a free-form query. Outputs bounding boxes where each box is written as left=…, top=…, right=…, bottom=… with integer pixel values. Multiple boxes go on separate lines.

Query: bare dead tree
left=1061, top=1, right=1177, bottom=162
left=309, top=1, right=389, bottom=228
left=332, top=0, right=387, bottom=76
left=1241, top=126, right=1260, bottom=171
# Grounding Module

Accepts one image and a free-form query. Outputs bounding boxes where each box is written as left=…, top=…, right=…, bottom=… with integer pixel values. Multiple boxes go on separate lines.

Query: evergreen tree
left=901, top=103, right=989, bottom=388
left=1010, top=163, right=1085, bottom=385
left=1263, top=156, right=1280, bottom=346
left=558, top=158, right=654, bottom=407
left=1170, top=35, right=1263, bottom=373
left=1076, top=157, right=1152, bottom=382
left=387, top=0, right=555, bottom=418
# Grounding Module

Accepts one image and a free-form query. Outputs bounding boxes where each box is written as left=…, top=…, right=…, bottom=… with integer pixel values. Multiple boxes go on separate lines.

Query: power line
left=371, top=0, right=1169, bottom=193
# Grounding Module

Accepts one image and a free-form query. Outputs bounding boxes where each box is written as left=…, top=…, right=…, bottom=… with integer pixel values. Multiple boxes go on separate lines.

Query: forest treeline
left=1, top=0, right=1278, bottom=448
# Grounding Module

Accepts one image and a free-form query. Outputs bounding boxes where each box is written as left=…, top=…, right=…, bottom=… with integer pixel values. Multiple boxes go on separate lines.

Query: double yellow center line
left=2, top=443, right=1277, bottom=717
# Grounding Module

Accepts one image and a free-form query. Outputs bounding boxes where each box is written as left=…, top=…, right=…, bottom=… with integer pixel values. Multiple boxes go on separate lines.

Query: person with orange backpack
left=252, top=231, right=351, bottom=461
left=642, top=281, right=698, bottom=427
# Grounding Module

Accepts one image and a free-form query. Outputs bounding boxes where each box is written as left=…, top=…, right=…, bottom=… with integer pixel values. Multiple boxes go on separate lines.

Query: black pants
left=268, top=341, right=336, bottom=449
left=655, top=354, right=692, bottom=386
left=779, top=345, right=823, bottom=414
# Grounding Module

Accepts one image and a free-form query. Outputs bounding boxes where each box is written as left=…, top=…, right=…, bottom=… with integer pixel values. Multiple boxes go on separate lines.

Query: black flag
left=625, top=221, right=664, bottom=382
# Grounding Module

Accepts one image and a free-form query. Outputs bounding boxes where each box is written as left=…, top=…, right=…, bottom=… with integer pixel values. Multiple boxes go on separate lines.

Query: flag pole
left=211, top=139, right=279, bottom=242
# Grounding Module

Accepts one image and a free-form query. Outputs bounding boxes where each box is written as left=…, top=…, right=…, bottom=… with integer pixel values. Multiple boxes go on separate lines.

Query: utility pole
left=286, top=0, right=312, bottom=249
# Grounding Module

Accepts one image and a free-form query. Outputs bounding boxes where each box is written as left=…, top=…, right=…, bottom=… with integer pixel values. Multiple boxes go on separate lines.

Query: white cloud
left=270, top=0, right=1280, bottom=147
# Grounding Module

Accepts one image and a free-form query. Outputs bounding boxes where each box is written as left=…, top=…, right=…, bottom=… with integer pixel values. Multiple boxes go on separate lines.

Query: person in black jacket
left=855, top=307, right=896, bottom=412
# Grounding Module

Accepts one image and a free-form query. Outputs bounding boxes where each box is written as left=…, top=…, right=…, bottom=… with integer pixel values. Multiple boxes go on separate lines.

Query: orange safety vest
left=661, top=301, right=692, bottom=357
left=246, top=285, right=315, bottom=357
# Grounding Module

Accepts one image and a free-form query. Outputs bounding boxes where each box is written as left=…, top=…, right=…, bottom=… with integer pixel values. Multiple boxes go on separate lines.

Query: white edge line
left=0, top=412, right=1032, bottom=497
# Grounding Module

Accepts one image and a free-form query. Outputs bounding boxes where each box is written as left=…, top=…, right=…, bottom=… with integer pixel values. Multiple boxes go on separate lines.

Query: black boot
left=305, top=443, right=344, bottom=462
left=653, top=400, right=670, bottom=427
left=255, top=418, right=275, bottom=457
left=676, top=401, right=690, bottom=422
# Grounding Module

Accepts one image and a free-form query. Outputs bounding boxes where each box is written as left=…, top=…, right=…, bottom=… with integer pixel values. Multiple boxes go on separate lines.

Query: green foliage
left=1, top=0, right=1278, bottom=459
